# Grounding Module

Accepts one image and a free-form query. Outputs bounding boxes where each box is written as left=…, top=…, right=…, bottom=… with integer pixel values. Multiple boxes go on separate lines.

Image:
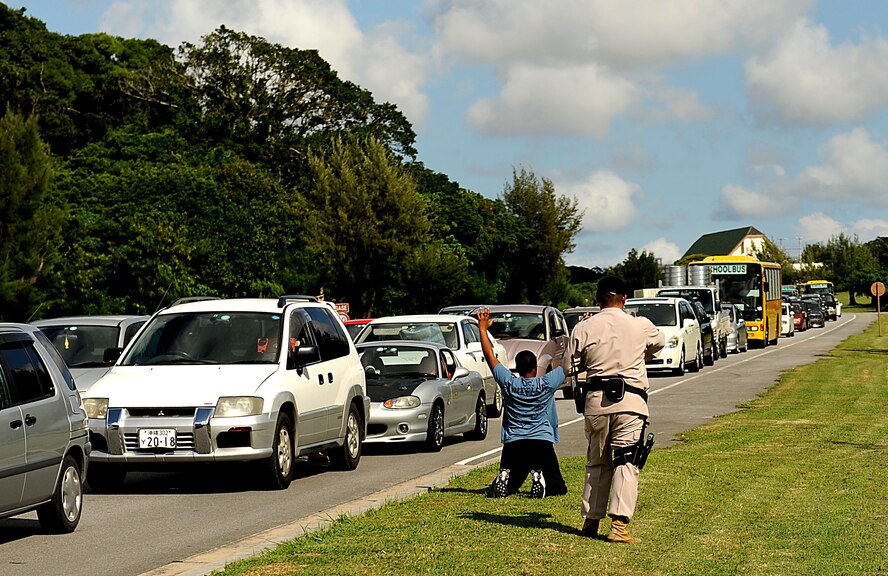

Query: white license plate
left=138, top=428, right=177, bottom=449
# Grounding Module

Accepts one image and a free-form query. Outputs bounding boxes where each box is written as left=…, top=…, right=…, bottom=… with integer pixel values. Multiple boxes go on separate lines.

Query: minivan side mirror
left=683, top=318, right=696, bottom=329
left=287, top=345, right=320, bottom=371
left=466, top=342, right=482, bottom=353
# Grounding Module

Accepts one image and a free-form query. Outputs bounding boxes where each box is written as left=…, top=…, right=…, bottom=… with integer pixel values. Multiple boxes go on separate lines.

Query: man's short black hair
left=515, top=350, right=537, bottom=376
left=596, top=275, right=628, bottom=298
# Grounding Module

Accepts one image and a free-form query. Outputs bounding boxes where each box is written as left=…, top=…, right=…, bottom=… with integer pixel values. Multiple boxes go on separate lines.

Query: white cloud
left=431, top=0, right=811, bottom=136
left=792, top=128, right=888, bottom=203
left=851, top=218, right=888, bottom=239
left=641, top=238, right=682, bottom=264
left=716, top=184, right=788, bottom=219
left=467, top=64, right=637, bottom=137
left=430, top=0, right=811, bottom=68
left=796, top=213, right=844, bottom=243
left=101, top=0, right=430, bottom=124
left=559, top=171, right=642, bottom=232
left=746, top=19, right=888, bottom=126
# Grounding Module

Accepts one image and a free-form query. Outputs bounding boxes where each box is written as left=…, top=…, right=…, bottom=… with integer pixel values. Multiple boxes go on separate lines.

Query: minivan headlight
left=83, top=398, right=109, bottom=419
left=215, top=396, right=264, bottom=417
left=666, top=335, right=679, bottom=349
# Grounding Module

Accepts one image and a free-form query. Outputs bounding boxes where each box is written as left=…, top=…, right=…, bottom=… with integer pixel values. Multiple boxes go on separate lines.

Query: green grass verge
left=215, top=323, right=888, bottom=576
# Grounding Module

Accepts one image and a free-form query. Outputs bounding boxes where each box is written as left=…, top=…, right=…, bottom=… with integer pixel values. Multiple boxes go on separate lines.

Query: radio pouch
left=601, top=376, right=625, bottom=402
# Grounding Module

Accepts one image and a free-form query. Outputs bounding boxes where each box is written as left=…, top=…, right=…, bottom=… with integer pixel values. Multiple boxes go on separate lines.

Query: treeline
left=0, top=5, right=586, bottom=321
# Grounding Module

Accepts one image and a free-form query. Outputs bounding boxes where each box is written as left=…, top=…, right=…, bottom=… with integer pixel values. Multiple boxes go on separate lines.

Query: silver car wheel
left=345, top=411, right=360, bottom=459
left=61, top=464, right=82, bottom=522
left=277, top=426, right=293, bottom=478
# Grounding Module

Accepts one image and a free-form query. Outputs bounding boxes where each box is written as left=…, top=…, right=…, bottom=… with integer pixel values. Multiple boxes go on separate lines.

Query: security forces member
left=565, top=275, right=664, bottom=543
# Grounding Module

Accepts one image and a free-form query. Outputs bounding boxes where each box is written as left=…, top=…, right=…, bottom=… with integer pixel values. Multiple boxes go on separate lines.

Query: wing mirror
left=103, top=347, right=123, bottom=364
left=466, top=342, right=482, bottom=353
left=287, top=345, right=320, bottom=372
left=452, top=366, right=469, bottom=380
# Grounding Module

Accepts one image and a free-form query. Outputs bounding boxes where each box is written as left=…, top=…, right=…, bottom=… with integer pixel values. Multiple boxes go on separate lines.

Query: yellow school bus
left=689, top=255, right=783, bottom=347
left=799, top=280, right=834, bottom=297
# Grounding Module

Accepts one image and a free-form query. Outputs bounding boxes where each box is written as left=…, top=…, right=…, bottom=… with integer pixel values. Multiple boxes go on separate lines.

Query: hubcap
left=495, top=387, right=502, bottom=411
left=478, top=400, right=488, bottom=435
left=61, top=466, right=82, bottom=522
left=346, top=412, right=360, bottom=458
left=278, top=427, right=292, bottom=477
left=434, top=409, right=444, bottom=446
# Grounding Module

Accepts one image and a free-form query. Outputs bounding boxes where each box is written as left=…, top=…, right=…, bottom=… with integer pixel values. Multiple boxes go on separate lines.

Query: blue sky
left=10, top=0, right=888, bottom=267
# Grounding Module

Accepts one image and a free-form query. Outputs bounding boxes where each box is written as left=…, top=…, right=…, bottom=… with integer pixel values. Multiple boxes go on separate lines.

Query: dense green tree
left=0, top=111, right=65, bottom=320
left=802, top=233, right=878, bottom=305
left=303, top=136, right=431, bottom=317
left=607, top=249, right=663, bottom=296
left=179, top=26, right=416, bottom=186
left=501, top=167, right=583, bottom=304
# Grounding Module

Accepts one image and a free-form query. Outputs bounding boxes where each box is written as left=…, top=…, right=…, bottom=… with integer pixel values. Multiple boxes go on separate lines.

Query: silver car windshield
left=40, top=325, right=120, bottom=368
left=121, top=312, right=283, bottom=366
left=487, top=312, right=545, bottom=340
left=358, top=322, right=458, bottom=349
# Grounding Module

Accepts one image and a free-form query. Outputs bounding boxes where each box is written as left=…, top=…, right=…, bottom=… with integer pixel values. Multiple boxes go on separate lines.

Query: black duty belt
left=582, top=376, right=648, bottom=403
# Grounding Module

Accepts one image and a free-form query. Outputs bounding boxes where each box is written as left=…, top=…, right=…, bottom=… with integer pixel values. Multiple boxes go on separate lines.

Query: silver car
left=33, top=315, right=149, bottom=392
left=358, top=341, right=487, bottom=451
left=721, top=304, right=748, bottom=353
left=0, top=323, right=90, bottom=533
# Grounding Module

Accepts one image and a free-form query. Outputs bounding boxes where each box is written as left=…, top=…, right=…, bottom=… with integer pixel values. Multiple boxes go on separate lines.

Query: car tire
left=37, top=454, right=83, bottom=533
left=689, top=343, right=701, bottom=373
left=262, top=412, right=294, bottom=490
left=487, top=386, right=503, bottom=418
left=672, top=347, right=686, bottom=376
left=703, top=340, right=714, bottom=366
left=329, top=403, right=362, bottom=471
left=465, top=395, right=488, bottom=441
left=719, top=337, right=728, bottom=358
left=424, top=403, right=445, bottom=452
left=86, top=463, right=127, bottom=493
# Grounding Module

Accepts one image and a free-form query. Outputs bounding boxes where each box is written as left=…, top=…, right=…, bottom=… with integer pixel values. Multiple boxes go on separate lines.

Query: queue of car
left=3, top=286, right=836, bottom=532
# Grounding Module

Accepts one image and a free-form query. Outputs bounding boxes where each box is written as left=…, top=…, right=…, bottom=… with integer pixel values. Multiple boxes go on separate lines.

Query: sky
left=9, top=0, right=888, bottom=268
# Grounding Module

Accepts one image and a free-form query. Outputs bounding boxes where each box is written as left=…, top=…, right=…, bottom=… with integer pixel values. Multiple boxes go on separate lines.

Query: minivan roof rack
left=170, top=296, right=222, bottom=307
left=277, top=294, right=319, bottom=307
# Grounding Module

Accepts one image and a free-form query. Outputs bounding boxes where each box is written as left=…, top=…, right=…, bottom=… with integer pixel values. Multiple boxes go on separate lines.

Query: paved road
left=0, top=313, right=871, bottom=576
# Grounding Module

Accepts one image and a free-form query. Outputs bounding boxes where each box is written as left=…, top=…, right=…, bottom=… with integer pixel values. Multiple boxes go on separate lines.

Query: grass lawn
left=215, top=322, right=888, bottom=576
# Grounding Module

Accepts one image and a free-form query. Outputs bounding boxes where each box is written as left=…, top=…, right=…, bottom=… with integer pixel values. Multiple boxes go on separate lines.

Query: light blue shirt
left=493, top=364, right=563, bottom=444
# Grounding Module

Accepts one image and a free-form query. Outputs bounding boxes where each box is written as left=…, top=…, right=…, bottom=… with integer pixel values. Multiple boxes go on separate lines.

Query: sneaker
left=489, top=469, right=510, bottom=498
left=529, top=470, right=546, bottom=499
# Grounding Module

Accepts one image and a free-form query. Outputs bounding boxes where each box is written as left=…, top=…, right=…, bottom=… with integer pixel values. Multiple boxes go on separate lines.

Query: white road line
left=453, top=315, right=858, bottom=467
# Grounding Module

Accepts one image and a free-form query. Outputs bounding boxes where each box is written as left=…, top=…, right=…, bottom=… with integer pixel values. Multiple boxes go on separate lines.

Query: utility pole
left=796, top=237, right=803, bottom=262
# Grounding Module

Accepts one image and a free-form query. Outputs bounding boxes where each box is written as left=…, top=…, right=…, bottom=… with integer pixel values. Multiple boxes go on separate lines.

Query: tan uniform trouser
left=582, top=413, right=644, bottom=520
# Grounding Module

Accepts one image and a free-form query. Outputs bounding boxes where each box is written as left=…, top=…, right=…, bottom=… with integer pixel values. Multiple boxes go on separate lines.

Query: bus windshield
left=706, top=266, right=763, bottom=321
left=801, top=281, right=834, bottom=297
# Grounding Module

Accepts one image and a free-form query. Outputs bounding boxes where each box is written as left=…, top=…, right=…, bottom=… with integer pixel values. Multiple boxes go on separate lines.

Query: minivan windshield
left=121, top=312, right=283, bottom=366
left=624, top=303, right=677, bottom=327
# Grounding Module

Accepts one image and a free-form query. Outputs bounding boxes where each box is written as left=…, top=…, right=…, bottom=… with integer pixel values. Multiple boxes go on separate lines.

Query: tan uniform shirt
left=565, top=307, right=665, bottom=417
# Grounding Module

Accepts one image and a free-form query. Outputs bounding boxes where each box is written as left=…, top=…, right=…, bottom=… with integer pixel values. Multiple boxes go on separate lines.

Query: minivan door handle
left=10, top=419, right=23, bottom=429
left=327, top=372, right=333, bottom=384
left=24, top=414, right=37, bottom=426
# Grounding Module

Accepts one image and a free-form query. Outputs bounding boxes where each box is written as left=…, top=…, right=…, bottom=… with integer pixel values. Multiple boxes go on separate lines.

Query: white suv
left=82, top=296, right=369, bottom=491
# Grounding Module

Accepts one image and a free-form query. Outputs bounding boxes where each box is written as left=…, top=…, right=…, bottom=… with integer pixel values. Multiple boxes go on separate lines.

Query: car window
left=462, top=321, right=481, bottom=346
left=0, top=368, right=11, bottom=408
left=625, top=303, right=677, bottom=327
left=0, top=341, right=55, bottom=405
left=123, top=321, right=146, bottom=346
left=304, top=307, right=350, bottom=361
left=40, top=324, right=119, bottom=368
left=441, top=349, right=457, bottom=378
left=359, top=322, right=459, bottom=349
left=34, top=330, right=77, bottom=391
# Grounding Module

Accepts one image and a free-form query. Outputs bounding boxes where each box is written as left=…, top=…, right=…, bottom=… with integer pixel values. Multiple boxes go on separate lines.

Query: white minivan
left=781, top=302, right=795, bottom=337
left=82, top=296, right=369, bottom=491
left=625, top=297, right=703, bottom=376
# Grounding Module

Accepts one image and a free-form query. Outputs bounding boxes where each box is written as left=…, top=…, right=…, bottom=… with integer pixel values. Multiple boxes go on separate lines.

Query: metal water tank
left=664, top=265, right=687, bottom=286
left=688, top=266, right=712, bottom=286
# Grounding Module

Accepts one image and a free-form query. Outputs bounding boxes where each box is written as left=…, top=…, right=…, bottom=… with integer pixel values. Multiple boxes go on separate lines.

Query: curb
left=137, top=456, right=501, bottom=576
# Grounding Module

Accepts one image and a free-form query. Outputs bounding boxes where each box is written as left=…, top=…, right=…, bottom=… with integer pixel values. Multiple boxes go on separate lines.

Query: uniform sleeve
left=642, top=317, right=666, bottom=354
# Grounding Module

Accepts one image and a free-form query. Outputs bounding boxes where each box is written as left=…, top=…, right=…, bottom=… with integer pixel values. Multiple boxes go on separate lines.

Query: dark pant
left=500, top=439, right=568, bottom=496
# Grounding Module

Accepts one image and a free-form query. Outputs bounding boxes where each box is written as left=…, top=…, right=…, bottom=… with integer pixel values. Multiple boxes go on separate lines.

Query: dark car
left=803, top=298, right=826, bottom=328
left=821, top=294, right=838, bottom=321
left=690, top=300, right=717, bottom=366
left=563, top=306, right=601, bottom=333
